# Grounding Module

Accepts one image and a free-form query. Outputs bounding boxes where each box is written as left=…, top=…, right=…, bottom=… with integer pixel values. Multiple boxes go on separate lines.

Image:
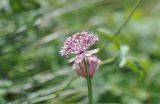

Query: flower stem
left=83, top=58, right=92, bottom=104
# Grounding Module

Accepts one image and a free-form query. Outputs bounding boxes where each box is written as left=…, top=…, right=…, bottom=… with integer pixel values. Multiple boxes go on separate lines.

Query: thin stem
left=99, top=0, right=143, bottom=52
left=113, top=0, right=143, bottom=37
left=83, top=58, right=92, bottom=104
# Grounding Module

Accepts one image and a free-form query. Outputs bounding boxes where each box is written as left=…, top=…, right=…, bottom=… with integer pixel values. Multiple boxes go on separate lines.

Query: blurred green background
left=0, top=0, right=160, bottom=104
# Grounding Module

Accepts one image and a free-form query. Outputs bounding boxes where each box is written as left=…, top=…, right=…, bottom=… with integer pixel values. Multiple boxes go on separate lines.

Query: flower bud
left=73, top=56, right=101, bottom=79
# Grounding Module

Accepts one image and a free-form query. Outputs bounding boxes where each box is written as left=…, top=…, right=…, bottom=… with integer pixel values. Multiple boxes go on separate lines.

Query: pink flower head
left=60, top=32, right=99, bottom=56
left=73, top=56, right=101, bottom=78
left=60, top=31, right=101, bottom=78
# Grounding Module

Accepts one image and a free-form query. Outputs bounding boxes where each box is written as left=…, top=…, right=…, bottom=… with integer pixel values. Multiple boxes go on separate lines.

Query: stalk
left=114, top=0, right=144, bottom=37
left=83, top=58, right=92, bottom=104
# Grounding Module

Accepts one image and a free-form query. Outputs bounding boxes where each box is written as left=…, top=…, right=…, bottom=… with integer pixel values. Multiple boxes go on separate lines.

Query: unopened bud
left=73, top=56, right=101, bottom=78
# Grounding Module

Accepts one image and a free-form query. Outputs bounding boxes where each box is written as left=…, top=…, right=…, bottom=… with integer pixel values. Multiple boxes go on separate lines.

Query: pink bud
left=73, top=56, right=101, bottom=79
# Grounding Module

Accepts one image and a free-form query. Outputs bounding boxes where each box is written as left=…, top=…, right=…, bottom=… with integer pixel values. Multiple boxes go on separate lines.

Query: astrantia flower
left=73, top=56, right=101, bottom=78
left=60, top=31, right=101, bottom=79
left=60, top=32, right=99, bottom=56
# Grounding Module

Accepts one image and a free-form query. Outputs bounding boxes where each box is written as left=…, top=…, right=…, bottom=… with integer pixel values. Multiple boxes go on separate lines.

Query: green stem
left=113, top=0, right=143, bottom=37
left=111, top=0, right=144, bottom=49
left=100, top=0, right=143, bottom=52
left=83, top=58, right=92, bottom=104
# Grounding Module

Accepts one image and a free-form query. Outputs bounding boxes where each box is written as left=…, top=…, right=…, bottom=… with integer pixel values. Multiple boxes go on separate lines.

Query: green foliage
left=0, top=0, right=160, bottom=104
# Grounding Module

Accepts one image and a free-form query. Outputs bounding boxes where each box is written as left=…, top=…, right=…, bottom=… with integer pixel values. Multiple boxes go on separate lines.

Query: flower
left=73, top=56, right=101, bottom=78
left=60, top=32, right=99, bottom=56
left=60, top=31, right=101, bottom=78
